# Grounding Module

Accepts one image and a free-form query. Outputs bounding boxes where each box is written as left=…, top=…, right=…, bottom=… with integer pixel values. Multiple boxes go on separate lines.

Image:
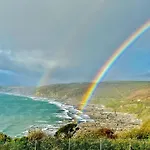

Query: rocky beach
left=55, top=100, right=142, bottom=133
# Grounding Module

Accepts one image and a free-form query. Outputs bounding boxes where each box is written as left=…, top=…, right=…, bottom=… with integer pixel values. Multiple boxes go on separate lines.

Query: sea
left=0, top=93, right=93, bottom=137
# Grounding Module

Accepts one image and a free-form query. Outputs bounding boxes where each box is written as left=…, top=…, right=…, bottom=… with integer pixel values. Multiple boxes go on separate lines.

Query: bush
left=97, top=128, right=117, bottom=139
left=117, top=120, right=150, bottom=140
left=0, top=123, right=149, bottom=150
left=27, top=129, right=47, bottom=142
left=9, top=137, right=31, bottom=150
left=118, top=127, right=150, bottom=139
left=39, top=136, right=58, bottom=150
left=0, top=135, right=150, bottom=150
left=0, top=133, right=11, bottom=144
left=75, top=128, right=117, bottom=139
left=55, top=123, right=79, bottom=139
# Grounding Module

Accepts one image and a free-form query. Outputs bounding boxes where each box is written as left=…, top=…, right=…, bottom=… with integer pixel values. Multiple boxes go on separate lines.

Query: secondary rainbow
left=79, top=20, right=150, bottom=112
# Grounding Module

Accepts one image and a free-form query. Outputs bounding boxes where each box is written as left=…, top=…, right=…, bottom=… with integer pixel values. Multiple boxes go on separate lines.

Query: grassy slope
left=35, top=81, right=150, bottom=121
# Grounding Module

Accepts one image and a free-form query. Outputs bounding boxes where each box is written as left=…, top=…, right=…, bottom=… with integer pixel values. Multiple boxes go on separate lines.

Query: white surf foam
left=1, top=92, right=94, bottom=136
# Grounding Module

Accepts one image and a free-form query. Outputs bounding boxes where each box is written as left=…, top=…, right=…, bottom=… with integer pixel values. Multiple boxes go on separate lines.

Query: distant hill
left=0, top=81, right=149, bottom=104
left=0, top=86, right=35, bottom=96
left=35, top=81, right=150, bottom=103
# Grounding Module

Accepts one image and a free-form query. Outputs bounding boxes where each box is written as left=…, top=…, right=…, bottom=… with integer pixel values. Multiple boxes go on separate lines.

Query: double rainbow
left=79, top=20, right=150, bottom=112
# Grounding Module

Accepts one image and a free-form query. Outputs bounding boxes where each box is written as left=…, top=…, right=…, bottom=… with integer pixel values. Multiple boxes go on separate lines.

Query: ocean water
left=0, top=93, right=67, bottom=137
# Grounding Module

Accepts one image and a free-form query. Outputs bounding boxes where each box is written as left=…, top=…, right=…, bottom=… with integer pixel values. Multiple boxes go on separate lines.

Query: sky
left=0, top=0, right=150, bottom=86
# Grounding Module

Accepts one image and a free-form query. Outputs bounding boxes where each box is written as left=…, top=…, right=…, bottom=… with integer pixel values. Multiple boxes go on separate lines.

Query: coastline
left=0, top=92, right=142, bottom=137
left=46, top=96, right=142, bottom=132
left=34, top=93, right=142, bottom=134
left=0, top=92, right=94, bottom=137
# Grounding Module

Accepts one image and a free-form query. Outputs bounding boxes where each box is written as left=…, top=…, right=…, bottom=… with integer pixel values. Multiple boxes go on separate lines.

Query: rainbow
left=79, top=20, right=150, bottom=112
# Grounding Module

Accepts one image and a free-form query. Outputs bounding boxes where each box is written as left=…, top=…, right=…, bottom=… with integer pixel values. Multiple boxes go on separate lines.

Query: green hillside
left=35, top=81, right=150, bottom=102
left=35, top=81, right=150, bottom=121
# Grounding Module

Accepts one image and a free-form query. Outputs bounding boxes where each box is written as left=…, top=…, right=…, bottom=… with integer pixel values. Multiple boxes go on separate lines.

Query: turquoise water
left=0, top=93, right=63, bottom=137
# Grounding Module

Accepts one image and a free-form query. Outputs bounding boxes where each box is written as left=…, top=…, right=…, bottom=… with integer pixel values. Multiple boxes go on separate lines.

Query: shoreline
left=0, top=92, right=94, bottom=137
left=49, top=97, right=142, bottom=132
left=0, top=92, right=142, bottom=136
left=34, top=94, right=142, bottom=133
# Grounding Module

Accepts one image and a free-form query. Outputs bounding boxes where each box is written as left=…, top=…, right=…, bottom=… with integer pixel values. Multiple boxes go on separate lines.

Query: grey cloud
left=0, top=0, right=149, bottom=84
left=0, top=0, right=104, bottom=74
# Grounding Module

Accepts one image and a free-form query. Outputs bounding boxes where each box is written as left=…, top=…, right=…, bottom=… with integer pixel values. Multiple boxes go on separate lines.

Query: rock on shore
left=79, top=104, right=142, bottom=131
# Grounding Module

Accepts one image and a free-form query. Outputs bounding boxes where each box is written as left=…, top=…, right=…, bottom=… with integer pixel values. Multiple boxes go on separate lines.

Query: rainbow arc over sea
left=78, top=20, right=150, bottom=112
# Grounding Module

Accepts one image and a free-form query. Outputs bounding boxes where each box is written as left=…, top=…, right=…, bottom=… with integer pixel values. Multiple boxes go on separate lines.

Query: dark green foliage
left=0, top=120, right=149, bottom=149
left=0, top=133, right=11, bottom=144
left=75, top=127, right=117, bottom=140
left=9, top=137, right=31, bottom=150
left=39, top=137, right=58, bottom=150
left=27, top=129, right=47, bottom=141
left=0, top=135, right=149, bottom=150
left=54, top=123, right=79, bottom=139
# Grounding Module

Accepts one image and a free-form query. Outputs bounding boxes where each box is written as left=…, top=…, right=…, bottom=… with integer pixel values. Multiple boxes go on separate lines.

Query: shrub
left=118, top=128, right=150, bottom=139
left=27, top=129, right=47, bottom=142
left=0, top=133, right=11, bottom=144
left=75, top=128, right=117, bottom=139
left=97, top=128, right=117, bottom=139
left=55, top=123, right=79, bottom=139
left=9, top=137, right=31, bottom=150
left=0, top=134, right=150, bottom=149
left=117, top=120, right=150, bottom=140
left=40, top=136, right=62, bottom=150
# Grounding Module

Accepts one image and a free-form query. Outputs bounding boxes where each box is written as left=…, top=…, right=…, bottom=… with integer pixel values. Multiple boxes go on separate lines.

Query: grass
left=35, top=81, right=150, bottom=101
left=35, top=81, right=150, bottom=121
left=0, top=125, right=150, bottom=150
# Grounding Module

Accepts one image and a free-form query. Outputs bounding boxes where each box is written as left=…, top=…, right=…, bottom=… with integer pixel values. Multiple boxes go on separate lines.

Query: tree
left=54, top=123, right=79, bottom=139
